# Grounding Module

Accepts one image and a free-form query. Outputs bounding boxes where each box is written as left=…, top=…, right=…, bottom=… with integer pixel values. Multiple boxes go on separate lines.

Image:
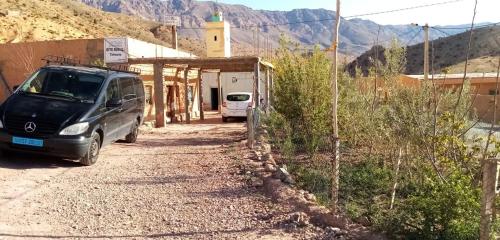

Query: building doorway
left=210, top=88, right=221, bottom=110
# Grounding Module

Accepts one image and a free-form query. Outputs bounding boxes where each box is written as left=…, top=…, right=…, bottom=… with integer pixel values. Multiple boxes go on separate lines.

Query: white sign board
left=104, top=38, right=128, bottom=63
left=162, top=16, right=181, bottom=26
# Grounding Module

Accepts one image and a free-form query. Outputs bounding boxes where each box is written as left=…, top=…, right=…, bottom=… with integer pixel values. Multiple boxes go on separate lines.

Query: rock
left=305, top=193, right=317, bottom=202
left=262, top=153, right=272, bottom=162
left=249, top=177, right=263, bottom=187
left=271, top=166, right=295, bottom=184
left=326, top=227, right=341, bottom=234
left=264, top=164, right=277, bottom=172
left=289, top=212, right=310, bottom=227
left=143, top=121, right=154, bottom=128
left=355, top=216, right=371, bottom=226
left=262, top=143, right=272, bottom=154
left=283, top=175, right=295, bottom=184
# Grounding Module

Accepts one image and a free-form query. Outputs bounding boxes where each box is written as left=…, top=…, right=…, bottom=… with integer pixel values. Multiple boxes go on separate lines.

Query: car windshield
left=227, top=94, right=250, bottom=101
left=18, top=69, right=105, bottom=102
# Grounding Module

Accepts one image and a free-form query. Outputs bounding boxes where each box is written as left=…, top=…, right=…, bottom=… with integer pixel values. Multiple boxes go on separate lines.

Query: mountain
left=347, top=25, right=500, bottom=76
left=78, top=0, right=470, bottom=56
left=0, top=0, right=205, bottom=56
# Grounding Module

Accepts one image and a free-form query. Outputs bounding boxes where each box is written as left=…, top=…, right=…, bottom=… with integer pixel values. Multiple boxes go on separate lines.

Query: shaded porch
left=128, top=57, right=274, bottom=127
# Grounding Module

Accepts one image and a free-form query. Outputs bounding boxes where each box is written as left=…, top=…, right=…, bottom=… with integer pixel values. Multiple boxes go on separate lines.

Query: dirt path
left=0, top=116, right=324, bottom=239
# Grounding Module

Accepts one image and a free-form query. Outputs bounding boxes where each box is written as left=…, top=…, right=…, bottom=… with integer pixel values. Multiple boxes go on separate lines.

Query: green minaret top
left=211, top=11, right=223, bottom=22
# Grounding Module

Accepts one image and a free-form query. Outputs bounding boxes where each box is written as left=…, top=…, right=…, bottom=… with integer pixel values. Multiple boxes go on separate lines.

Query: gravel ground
left=0, top=115, right=325, bottom=239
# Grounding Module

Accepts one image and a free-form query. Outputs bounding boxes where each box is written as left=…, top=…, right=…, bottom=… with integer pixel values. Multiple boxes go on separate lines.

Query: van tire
left=125, top=120, right=139, bottom=143
left=80, top=132, right=100, bottom=166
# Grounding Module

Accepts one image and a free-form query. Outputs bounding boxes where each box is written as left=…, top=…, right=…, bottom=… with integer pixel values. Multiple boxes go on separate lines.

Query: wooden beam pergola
left=129, top=57, right=273, bottom=73
left=130, top=57, right=274, bottom=126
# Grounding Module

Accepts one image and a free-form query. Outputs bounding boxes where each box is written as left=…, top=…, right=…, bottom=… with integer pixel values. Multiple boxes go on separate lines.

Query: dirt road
left=0, top=116, right=324, bottom=239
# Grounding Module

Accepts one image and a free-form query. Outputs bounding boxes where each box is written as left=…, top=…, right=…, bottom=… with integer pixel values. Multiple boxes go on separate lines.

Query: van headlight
left=59, top=122, right=89, bottom=135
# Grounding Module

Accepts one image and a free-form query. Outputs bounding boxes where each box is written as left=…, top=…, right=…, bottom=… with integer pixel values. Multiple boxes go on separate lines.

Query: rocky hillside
left=79, top=0, right=468, bottom=56
left=347, top=25, right=500, bottom=75
left=0, top=0, right=205, bottom=56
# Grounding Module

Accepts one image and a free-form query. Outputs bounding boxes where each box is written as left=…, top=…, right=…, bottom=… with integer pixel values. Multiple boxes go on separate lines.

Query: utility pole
left=411, top=23, right=430, bottom=81
left=330, top=0, right=341, bottom=213
left=171, top=25, right=178, bottom=50
left=423, top=23, right=430, bottom=81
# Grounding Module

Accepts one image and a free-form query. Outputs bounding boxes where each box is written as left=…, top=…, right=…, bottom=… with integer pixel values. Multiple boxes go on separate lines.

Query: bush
left=267, top=37, right=498, bottom=239
left=272, top=37, right=332, bottom=154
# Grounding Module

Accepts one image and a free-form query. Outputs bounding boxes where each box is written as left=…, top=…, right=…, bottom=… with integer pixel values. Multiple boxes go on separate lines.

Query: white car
left=222, top=92, right=253, bottom=122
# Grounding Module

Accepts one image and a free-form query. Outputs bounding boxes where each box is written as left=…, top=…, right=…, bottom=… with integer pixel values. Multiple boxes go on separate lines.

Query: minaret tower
left=205, top=8, right=231, bottom=58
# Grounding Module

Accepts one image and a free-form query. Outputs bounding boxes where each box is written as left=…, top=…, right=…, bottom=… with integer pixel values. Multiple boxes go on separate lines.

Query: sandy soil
left=0, top=114, right=325, bottom=240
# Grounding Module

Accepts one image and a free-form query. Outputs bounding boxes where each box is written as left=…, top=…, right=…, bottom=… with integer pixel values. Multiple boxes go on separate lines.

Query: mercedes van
left=0, top=65, right=145, bottom=166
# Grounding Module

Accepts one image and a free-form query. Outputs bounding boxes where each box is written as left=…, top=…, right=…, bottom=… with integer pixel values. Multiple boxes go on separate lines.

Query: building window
left=214, top=35, right=218, bottom=42
left=489, top=89, right=500, bottom=95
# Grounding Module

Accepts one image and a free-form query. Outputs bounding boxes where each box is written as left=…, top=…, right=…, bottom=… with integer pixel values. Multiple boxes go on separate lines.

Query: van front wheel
left=80, top=132, right=100, bottom=166
left=125, top=120, right=139, bottom=143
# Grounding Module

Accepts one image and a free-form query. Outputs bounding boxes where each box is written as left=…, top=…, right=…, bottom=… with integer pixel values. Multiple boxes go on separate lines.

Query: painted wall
left=0, top=39, right=104, bottom=100
left=202, top=71, right=267, bottom=110
left=126, top=38, right=195, bottom=59
left=400, top=74, right=500, bottom=122
left=205, top=21, right=231, bottom=58
left=0, top=38, right=200, bottom=124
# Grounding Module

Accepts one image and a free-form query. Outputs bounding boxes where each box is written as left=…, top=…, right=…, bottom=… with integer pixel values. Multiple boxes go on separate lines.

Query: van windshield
left=227, top=94, right=250, bottom=101
left=18, top=69, right=105, bottom=103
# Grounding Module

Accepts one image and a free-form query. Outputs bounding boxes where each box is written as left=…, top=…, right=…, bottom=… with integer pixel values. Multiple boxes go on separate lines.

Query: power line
left=430, top=27, right=452, bottom=37
left=178, top=0, right=464, bottom=30
left=404, top=28, right=423, bottom=46
left=344, top=0, right=464, bottom=19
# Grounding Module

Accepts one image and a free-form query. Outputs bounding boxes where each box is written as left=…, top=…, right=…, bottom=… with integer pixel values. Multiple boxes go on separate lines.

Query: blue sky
left=197, top=0, right=500, bottom=26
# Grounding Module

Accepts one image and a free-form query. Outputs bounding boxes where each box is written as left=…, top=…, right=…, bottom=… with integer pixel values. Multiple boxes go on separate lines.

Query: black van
left=0, top=65, right=145, bottom=165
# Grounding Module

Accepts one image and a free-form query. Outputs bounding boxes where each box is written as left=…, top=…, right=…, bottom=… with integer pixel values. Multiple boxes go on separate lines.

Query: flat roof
left=128, top=56, right=274, bottom=72
left=406, top=73, right=499, bottom=80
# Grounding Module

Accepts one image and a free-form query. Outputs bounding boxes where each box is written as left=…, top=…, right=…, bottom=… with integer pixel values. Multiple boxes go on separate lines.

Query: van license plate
left=12, top=137, right=44, bottom=147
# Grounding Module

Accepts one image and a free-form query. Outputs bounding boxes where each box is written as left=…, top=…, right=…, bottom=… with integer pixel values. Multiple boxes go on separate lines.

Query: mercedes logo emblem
left=24, top=122, right=36, bottom=133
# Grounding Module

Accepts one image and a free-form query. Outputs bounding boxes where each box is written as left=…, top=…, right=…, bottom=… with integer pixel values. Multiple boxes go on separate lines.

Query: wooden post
left=171, top=68, right=179, bottom=123
left=254, top=62, right=261, bottom=108
left=172, top=26, right=178, bottom=50
left=269, top=69, right=274, bottom=108
left=480, top=159, right=498, bottom=240
left=330, top=0, right=341, bottom=213
left=153, top=62, right=165, bottom=128
left=184, top=68, right=190, bottom=124
left=217, top=72, right=222, bottom=113
left=265, top=67, right=270, bottom=113
left=198, top=69, right=204, bottom=121
left=247, top=108, right=254, bottom=149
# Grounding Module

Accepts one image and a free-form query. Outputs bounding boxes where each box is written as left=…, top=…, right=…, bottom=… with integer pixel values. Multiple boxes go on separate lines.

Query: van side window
left=106, top=79, right=120, bottom=102
left=134, top=78, right=144, bottom=98
left=121, top=78, right=136, bottom=100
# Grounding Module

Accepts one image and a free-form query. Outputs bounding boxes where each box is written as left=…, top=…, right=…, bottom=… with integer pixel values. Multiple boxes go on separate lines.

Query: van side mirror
left=12, top=85, right=19, bottom=91
left=106, top=98, right=122, bottom=108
